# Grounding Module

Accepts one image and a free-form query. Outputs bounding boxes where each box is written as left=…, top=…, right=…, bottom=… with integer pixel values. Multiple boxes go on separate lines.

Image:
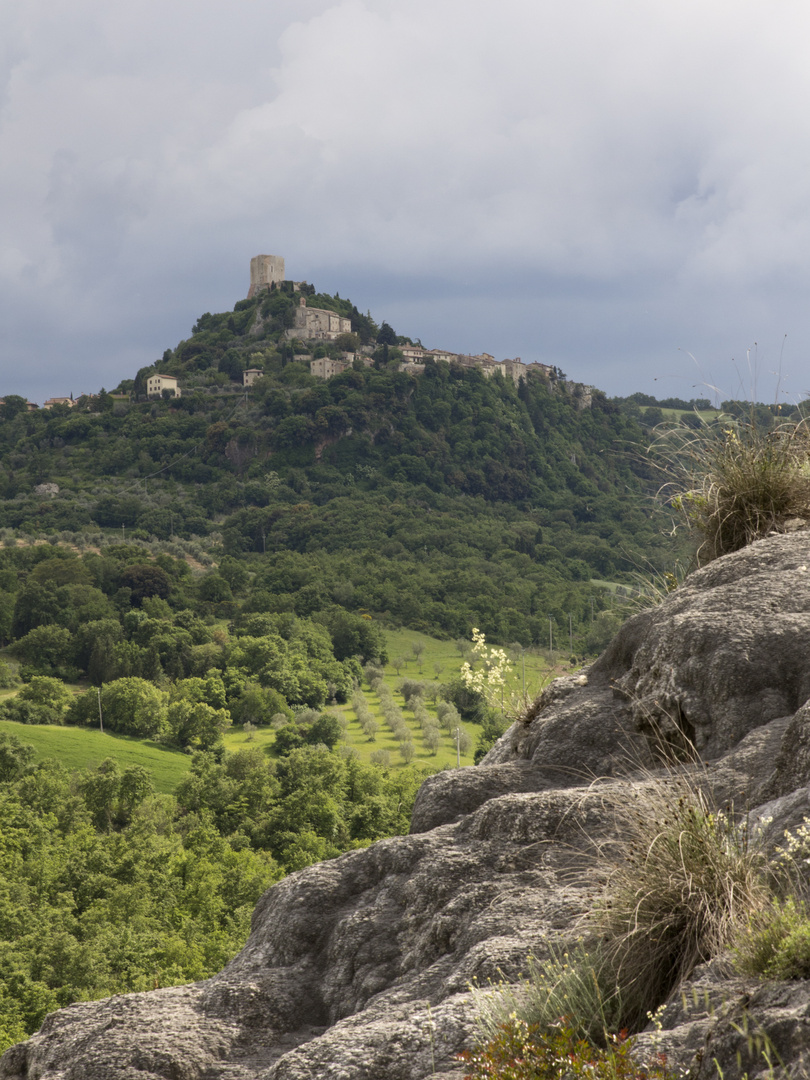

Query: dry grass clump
left=474, top=773, right=772, bottom=1053
left=654, top=418, right=810, bottom=564
left=593, top=777, right=771, bottom=1031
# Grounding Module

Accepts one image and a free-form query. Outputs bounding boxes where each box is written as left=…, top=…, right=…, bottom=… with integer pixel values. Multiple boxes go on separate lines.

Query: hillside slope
left=5, top=531, right=810, bottom=1079
left=0, top=286, right=675, bottom=645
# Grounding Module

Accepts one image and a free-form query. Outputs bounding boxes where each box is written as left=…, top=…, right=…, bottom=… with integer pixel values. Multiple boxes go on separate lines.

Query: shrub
left=459, top=1018, right=678, bottom=1080
left=656, top=418, right=810, bottom=563
left=470, top=774, right=772, bottom=1072
left=0, top=676, right=74, bottom=724
left=472, top=945, right=622, bottom=1047
left=735, top=897, right=810, bottom=980
left=735, top=815, right=810, bottom=980
left=0, top=659, right=17, bottom=689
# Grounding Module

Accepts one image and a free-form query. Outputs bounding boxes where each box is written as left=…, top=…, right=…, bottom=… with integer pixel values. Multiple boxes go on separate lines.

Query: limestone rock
left=7, top=531, right=810, bottom=1079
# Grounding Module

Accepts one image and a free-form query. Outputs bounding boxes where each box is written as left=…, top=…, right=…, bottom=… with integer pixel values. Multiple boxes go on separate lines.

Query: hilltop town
left=248, top=253, right=569, bottom=388
left=5, top=254, right=578, bottom=408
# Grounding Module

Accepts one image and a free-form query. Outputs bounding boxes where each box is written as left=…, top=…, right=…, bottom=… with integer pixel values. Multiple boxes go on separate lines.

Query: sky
left=3, top=0, right=810, bottom=405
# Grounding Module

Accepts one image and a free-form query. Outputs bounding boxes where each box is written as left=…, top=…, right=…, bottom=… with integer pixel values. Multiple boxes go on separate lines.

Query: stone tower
left=248, top=254, right=285, bottom=298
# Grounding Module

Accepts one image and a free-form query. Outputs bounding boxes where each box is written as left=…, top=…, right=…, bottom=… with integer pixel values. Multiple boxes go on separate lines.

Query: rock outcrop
left=6, top=532, right=810, bottom=1079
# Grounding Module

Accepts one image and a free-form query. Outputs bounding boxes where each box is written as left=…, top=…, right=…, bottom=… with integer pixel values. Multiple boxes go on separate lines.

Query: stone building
left=496, top=358, right=528, bottom=385
left=427, top=348, right=459, bottom=364
left=400, top=345, right=428, bottom=363
left=248, top=255, right=286, bottom=298
left=243, top=369, right=264, bottom=387
left=310, top=357, right=350, bottom=379
left=287, top=297, right=352, bottom=341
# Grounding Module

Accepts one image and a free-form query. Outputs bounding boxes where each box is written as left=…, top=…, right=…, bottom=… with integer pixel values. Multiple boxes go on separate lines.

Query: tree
left=377, top=322, right=397, bottom=346
left=75, top=619, right=124, bottom=683
left=11, top=625, right=74, bottom=673
left=30, top=556, right=93, bottom=588
left=17, top=676, right=73, bottom=717
left=0, top=733, right=35, bottom=781
left=306, top=712, right=342, bottom=750
left=165, top=700, right=231, bottom=750
left=120, top=564, right=172, bottom=605
left=411, top=641, right=425, bottom=671
left=333, top=332, right=360, bottom=353
left=198, top=573, right=233, bottom=603
left=0, top=395, right=28, bottom=420
left=218, top=352, right=244, bottom=382
left=96, top=678, right=169, bottom=737
left=218, top=557, right=249, bottom=595
left=229, top=681, right=291, bottom=726
left=324, top=611, right=388, bottom=664
left=11, top=581, right=61, bottom=637
left=399, top=740, right=415, bottom=764
left=79, top=759, right=155, bottom=829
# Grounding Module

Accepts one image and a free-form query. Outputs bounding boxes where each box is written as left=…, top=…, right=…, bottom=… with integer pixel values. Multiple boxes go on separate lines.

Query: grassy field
left=1, top=627, right=565, bottom=784
left=0, top=720, right=191, bottom=793
left=222, top=628, right=484, bottom=768
left=658, top=407, right=724, bottom=423
left=383, top=626, right=558, bottom=697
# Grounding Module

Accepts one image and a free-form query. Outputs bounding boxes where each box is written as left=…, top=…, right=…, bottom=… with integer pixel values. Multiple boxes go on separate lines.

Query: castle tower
left=248, top=254, right=285, bottom=298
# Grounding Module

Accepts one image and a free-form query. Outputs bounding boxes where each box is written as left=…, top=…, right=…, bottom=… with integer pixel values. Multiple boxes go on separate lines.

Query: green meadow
left=0, top=719, right=191, bottom=793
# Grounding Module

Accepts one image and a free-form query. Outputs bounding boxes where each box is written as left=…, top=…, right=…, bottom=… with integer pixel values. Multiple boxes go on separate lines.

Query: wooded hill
left=0, top=285, right=679, bottom=649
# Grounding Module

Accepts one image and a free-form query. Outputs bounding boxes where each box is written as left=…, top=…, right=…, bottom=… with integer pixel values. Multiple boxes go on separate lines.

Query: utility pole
left=454, top=727, right=461, bottom=768
left=121, top=524, right=125, bottom=542
left=97, top=686, right=104, bottom=733
left=569, top=613, right=574, bottom=655
left=548, top=617, right=553, bottom=660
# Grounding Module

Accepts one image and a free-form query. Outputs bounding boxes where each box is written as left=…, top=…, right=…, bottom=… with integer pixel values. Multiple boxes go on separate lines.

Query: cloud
left=3, top=0, right=810, bottom=399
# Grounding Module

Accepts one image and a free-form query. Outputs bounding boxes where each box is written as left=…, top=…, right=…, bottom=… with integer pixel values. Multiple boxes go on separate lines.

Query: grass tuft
left=593, top=778, right=770, bottom=1031
left=472, top=945, right=622, bottom=1047
left=471, top=772, right=772, bottom=1067
left=653, top=417, right=810, bottom=564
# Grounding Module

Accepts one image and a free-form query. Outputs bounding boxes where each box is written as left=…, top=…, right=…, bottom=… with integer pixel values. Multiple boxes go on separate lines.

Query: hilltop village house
left=146, top=374, right=181, bottom=398
left=287, top=297, right=352, bottom=342
left=307, top=344, right=557, bottom=385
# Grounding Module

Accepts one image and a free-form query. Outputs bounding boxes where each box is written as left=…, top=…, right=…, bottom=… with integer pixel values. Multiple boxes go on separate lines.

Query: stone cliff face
left=5, top=532, right=810, bottom=1080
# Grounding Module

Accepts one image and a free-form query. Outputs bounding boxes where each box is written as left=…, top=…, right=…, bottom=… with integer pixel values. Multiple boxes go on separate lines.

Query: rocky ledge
left=5, top=532, right=810, bottom=1079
